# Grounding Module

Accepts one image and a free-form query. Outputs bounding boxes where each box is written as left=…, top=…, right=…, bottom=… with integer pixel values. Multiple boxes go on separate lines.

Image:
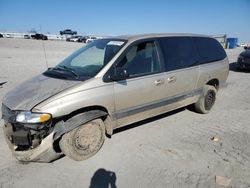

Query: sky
left=0, top=0, right=249, bottom=43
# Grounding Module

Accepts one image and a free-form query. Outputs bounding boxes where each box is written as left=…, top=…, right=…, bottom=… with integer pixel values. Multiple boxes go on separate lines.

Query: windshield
left=44, top=39, right=126, bottom=80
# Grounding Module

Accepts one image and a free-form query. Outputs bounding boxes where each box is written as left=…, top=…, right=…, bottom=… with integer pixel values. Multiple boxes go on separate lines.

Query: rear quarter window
left=194, top=37, right=227, bottom=64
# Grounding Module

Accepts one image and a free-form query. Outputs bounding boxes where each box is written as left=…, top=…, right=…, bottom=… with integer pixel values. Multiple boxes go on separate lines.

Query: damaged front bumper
left=2, top=104, right=62, bottom=162
left=3, top=126, right=61, bottom=162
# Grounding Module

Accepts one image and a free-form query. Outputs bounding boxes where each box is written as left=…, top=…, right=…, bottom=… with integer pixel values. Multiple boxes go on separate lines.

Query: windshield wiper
left=51, top=66, right=80, bottom=79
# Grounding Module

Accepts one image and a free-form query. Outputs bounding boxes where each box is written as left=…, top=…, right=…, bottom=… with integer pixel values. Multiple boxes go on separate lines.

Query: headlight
left=16, top=111, right=51, bottom=124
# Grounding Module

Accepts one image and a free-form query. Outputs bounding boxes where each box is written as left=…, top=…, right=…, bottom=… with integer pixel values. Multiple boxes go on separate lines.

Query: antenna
left=40, top=25, right=49, bottom=69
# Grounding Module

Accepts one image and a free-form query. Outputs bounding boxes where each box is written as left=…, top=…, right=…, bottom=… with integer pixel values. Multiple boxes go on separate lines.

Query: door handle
left=167, top=76, right=176, bottom=83
left=154, top=79, right=164, bottom=86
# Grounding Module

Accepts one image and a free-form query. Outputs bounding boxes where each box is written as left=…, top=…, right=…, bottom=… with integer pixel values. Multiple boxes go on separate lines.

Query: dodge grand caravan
left=1, top=34, right=229, bottom=162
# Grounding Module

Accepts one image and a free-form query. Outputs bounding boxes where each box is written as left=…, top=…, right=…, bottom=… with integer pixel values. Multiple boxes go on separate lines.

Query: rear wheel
left=194, top=85, right=217, bottom=114
left=59, top=118, right=105, bottom=161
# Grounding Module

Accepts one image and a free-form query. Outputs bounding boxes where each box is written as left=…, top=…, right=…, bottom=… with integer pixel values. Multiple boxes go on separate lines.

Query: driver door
left=112, top=40, right=167, bottom=127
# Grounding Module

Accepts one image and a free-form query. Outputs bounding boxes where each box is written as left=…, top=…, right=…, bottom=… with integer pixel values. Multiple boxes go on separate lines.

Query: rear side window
left=159, top=37, right=199, bottom=71
left=194, top=37, right=226, bottom=64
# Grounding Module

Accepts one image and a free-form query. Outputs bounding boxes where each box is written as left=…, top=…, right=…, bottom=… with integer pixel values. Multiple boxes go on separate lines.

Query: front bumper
left=237, top=58, right=250, bottom=70
left=3, top=126, right=61, bottom=162
left=2, top=104, right=62, bottom=162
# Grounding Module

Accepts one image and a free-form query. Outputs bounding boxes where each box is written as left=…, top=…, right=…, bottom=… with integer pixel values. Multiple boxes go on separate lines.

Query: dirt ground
left=0, top=38, right=250, bottom=188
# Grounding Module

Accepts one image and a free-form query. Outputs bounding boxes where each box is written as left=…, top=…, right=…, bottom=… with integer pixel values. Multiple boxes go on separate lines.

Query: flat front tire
left=194, top=85, right=217, bottom=114
left=59, top=119, right=105, bottom=161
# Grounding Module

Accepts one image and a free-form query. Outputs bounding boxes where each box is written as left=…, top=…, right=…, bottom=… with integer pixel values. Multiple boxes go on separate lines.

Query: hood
left=240, top=50, right=250, bottom=58
left=2, top=74, right=81, bottom=111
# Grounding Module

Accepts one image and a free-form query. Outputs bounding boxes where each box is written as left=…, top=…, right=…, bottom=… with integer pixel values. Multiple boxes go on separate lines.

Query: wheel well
left=53, top=105, right=112, bottom=153
left=63, top=105, right=109, bottom=121
left=54, top=105, right=113, bottom=141
left=206, top=79, right=219, bottom=90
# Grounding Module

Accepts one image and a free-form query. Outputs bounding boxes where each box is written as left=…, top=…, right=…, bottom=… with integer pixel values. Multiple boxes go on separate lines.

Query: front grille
left=12, top=129, right=31, bottom=146
left=239, top=61, right=250, bottom=68
left=1, top=104, right=16, bottom=123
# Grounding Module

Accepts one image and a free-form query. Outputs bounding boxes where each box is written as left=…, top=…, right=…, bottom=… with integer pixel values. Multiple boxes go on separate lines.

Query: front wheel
left=194, top=85, right=217, bottom=114
left=59, top=118, right=105, bottom=161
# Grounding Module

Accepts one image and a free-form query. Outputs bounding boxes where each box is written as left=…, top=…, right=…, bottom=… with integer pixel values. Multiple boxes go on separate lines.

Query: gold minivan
left=1, top=34, right=229, bottom=162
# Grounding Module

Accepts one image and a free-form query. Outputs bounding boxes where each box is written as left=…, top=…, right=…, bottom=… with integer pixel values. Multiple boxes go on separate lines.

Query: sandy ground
left=0, top=38, right=250, bottom=188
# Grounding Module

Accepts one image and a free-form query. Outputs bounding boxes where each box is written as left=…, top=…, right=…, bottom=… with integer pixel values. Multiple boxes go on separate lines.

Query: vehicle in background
left=0, top=33, right=3, bottom=38
left=60, top=29, right=77, bottom=35
left=24, top=34, right=31, bottom=39
left=77, top=36, right=89, bottom=43
left=237, top=46, right=250, bottom=70
left=66, top=35, right=82, bottom=42
left=1, top=34, right=229, bottom=162
left=239, top=43, right=250, bottom=48
left=31, top=34, right=48, bottom=40
left=85, top=36, right=98, bottom=43
left=5, top=34, right=12, bottom=38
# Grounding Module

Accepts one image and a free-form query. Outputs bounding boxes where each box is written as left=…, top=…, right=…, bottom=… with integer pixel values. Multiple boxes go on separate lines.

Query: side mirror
left=111, top=67, right=129, bottom=81
left=244, top=46, right=247, bottom=50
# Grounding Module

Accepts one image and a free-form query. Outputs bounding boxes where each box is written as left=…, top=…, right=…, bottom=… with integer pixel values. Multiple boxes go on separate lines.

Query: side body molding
left=53, top=110, right=108, bottom=140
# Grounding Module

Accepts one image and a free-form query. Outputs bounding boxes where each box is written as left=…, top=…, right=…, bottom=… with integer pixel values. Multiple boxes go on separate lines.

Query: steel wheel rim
left=73, top=122, right=103, bottom=155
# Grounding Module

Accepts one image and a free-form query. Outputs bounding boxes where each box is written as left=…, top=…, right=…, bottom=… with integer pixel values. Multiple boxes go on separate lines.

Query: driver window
left=119, top=41, right=160, bottom=77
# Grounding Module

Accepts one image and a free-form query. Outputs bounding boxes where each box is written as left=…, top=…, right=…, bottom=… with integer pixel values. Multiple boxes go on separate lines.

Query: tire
left=59, top=118, right=105, bottom=161
left=194, top=85, right=217, bottom=114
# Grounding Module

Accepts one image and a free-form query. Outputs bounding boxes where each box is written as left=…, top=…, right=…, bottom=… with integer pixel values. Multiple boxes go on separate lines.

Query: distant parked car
left=24, top=35, right=31, bottom=39
left=0, top=33, right=3, bottom=38
left=77, top=36, right=89, bottom=43
left=60, top=29, right=77, bottom=35
left=31, top=34, right=48, bottom=40
left=66, top=35, right=82, bottom=42
left=5, top=34, right=12, bottom=38
left=85, top=36, right=98, bottom=43
left=239, top=43, right=249, bottom=47
left=237, top=47, right=250, bottom=70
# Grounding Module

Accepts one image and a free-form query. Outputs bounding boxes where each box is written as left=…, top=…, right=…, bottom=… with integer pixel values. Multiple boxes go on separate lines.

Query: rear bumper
left=3, top=126, right=61, bottom=162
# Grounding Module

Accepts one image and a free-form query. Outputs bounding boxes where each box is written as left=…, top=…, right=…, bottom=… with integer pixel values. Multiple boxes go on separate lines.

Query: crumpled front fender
left=53, top=110, right=108, bottom=140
